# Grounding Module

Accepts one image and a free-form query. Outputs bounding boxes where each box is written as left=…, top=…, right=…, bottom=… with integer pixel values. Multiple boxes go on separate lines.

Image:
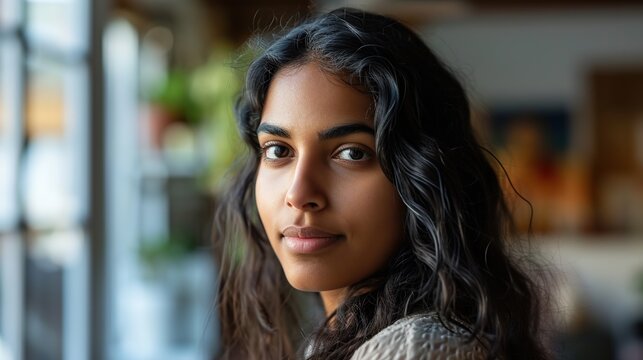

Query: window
left=0, top=0, right=100, bottom=358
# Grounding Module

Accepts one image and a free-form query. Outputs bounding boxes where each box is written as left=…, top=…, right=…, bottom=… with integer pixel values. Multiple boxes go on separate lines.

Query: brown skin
left=255, top=62, right=405, bottom=315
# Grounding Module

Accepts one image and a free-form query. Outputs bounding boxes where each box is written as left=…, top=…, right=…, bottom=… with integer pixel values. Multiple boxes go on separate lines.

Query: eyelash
left=260, top=142, right=293, bottom=161
left=259, top=142, right=373, bottom=163
left=334, top=145, right=372, bottom=162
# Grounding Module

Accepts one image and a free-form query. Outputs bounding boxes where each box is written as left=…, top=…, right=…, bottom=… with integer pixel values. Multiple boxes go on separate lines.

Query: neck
left=320, top=288, right=347, bottom=316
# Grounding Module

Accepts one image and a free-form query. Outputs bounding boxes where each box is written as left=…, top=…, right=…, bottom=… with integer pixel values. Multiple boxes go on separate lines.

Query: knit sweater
left=349, top=313, right=488, bottom=360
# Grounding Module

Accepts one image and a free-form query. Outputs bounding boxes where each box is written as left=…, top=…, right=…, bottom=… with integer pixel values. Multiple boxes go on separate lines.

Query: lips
left=282, top=226, right=339, bottom=238
left=281, top=226, right=343, bottom=254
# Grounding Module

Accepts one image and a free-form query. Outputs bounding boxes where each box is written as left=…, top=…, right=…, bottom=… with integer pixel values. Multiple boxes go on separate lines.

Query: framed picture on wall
left=487, top=106, right=588, bottom=234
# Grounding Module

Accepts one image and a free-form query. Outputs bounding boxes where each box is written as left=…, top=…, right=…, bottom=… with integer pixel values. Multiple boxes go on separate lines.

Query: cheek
left=255, top=167, right=291, bottom=247
left=338, top=173, right=405, bottom=246
left=255, top=168, right=275, bottom=229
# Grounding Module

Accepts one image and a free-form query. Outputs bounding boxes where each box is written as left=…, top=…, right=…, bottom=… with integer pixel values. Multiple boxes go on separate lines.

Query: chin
left=284, top=270, right=345, bottom=292
left=285, top=274, right=328, bottom=292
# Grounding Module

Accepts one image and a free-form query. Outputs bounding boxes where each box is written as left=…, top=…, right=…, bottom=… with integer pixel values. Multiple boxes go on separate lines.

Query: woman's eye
left=263, top=144, right=291, bottom=160
left=335, top=147, right=371, bottom=161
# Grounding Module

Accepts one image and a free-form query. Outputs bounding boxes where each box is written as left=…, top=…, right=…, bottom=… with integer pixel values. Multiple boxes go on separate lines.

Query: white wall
left=423, top=8, right=643, bottom=107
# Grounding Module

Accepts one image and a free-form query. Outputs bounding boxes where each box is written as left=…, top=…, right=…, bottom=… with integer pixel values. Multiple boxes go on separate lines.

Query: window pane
left=0, top=43, right=3, bottom=132
left=0, top=0, right=22, bottom=29
left=25, top=230, right=84, bottom=360
left=26, top=0, right=88, bottom=52
left=24, top=229, right=88, bottom=360
left=26, top=56, right=65, bottom=138
left=22, top=56, right=87, bottom=230
left=25, top=262, right=64, bottom=360
left=0, top=233, right=24, bottom=360
left=0, top=39, right=22, bottom=232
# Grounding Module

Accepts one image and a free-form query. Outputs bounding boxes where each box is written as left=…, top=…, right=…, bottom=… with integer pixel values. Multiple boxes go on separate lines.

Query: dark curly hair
left=214, top=7, right=547, bottom=360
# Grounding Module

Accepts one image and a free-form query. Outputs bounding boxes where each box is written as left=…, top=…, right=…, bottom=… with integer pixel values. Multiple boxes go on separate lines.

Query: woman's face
left=255, top=62, right=405, bottom=306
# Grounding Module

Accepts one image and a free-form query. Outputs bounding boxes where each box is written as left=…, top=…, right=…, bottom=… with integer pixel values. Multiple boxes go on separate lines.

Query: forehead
left=260, top=62, right=373, bottom=130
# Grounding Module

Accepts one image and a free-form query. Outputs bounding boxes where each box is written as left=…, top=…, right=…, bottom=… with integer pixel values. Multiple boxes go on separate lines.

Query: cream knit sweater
left=349, top=313, right=488, bottom=360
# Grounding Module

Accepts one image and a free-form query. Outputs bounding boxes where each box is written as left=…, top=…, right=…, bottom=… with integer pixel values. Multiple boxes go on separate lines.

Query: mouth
left=281, top=226, right=344, bottom=254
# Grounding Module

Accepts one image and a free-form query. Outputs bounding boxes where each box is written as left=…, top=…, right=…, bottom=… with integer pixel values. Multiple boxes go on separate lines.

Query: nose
left=285, top=156, right=327, bottom=211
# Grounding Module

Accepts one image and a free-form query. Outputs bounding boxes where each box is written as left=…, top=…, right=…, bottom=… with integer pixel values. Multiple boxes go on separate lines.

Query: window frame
left=0, top=0, right=109, bottom=358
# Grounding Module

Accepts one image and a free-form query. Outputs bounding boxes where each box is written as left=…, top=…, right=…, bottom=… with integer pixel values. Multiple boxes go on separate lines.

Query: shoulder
left=350, top=313, right=489, bottom=360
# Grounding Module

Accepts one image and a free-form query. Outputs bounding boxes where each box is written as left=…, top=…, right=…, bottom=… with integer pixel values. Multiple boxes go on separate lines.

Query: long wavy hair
left=214, top=7, right=547, bottom=360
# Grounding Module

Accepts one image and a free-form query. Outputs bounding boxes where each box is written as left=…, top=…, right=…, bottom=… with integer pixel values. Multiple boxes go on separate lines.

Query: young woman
left=214, top=7, right=547, bottom=360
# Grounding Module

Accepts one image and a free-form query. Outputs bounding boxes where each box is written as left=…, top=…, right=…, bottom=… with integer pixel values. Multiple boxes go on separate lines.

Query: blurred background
left=1, top=0, right=643, bottom=359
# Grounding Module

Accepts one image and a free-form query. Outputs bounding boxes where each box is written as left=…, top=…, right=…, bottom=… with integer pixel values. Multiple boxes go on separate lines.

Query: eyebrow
left=256, top=123, right=290, bottom=137
left=256, top=122, right=374, bottom=140
left=318, top=123, right=374, bottom=140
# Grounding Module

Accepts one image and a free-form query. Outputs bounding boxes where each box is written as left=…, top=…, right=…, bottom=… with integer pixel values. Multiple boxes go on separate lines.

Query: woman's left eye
left=335, top=147, right=372, bottom=161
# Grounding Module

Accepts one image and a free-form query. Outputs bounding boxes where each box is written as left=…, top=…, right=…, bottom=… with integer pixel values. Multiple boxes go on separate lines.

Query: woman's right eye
left=262, top=144, right=292, bottom=160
